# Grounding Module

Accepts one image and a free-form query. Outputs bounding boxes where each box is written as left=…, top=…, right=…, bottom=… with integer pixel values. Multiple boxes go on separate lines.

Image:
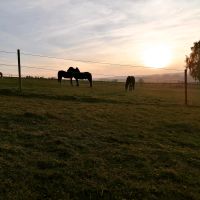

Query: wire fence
left=0, top=50, right=184, bottom=81
left=0, top=48, right=199, bottom=105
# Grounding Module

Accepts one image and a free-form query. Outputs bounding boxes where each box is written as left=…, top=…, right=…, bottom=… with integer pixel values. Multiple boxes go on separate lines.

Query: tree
left=186, top=40, right=200, bottom=81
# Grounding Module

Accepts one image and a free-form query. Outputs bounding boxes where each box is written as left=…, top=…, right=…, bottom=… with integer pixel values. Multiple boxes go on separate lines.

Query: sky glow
left=0, top=0, right=200, bottom=77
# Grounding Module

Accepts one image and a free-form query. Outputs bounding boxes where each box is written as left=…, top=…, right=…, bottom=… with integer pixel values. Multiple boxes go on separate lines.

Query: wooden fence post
left=184, top=68, right=188, bottom=105
left=17, top=49, right=22, bottom=92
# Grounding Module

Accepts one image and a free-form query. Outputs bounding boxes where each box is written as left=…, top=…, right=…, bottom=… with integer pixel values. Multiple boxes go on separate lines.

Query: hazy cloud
left=0, top=0, right=200, bottom=76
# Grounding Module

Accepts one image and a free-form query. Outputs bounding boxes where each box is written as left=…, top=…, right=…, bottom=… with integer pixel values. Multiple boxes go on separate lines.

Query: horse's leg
left=88, top=75, right=92, bottom=87
left=58, top=77, right=62, bottom=86
left=76, top=78, right=79, bottom=86
left=125, top=82, right=128, bottom=91
left=88, top=78, right=92, bottom=87
left=58, top=76, right=60, bottom=83
left=131, top=79, right=134, bottom=90
left=70, top=77, right=73, bottom=86
left=129, top=83, right=132, bottom=91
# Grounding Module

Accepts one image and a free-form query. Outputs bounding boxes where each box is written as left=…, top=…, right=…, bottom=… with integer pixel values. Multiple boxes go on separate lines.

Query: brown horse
left=125, top=76, right=135, bottom=91
left=68, top=67, right=92, bottom=87
left=0, top=72, right=2, bottom=78
left=57, top=70, right=73, bottom=85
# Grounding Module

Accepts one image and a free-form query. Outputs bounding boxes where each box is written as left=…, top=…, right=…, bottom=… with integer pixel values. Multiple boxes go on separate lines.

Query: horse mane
left=75, top=67, right=80, bottom=73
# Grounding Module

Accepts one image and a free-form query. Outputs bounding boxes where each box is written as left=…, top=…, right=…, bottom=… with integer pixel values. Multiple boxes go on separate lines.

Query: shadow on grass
left=0, top=88, right=198, bottom=108
left=0, top=88, right=119, bottom=104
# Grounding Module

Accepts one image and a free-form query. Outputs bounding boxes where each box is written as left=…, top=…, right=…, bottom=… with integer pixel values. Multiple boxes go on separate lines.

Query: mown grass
left=0, top=78, right=200, bottom=200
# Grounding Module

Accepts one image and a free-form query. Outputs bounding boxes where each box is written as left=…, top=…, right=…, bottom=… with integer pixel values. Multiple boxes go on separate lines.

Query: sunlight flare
left=142, top=44, right=172, bottom=68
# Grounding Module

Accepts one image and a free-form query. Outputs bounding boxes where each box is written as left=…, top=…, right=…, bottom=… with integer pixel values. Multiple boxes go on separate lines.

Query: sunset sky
left=0, top=0, right=200, bottom=78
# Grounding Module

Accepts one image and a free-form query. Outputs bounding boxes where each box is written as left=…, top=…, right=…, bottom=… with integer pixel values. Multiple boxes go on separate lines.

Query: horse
left=57, top=70, right=73, bottom=85
left=67, top=67, right=92, bottom=87
left=125, top=76, right=135, bottom=91
left=0, top=72, right=2, bottom=78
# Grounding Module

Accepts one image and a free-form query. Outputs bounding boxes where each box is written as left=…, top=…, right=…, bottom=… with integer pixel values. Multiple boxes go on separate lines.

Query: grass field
left=0, top=78, right=200, bottom=200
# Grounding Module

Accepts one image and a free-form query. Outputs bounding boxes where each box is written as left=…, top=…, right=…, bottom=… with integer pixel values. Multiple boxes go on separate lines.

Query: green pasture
left=0, top=78, right=200, bottom=200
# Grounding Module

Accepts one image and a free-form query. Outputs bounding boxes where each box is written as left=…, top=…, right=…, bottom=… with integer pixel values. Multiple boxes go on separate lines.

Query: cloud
left=0, top=0, right=200, bottom=76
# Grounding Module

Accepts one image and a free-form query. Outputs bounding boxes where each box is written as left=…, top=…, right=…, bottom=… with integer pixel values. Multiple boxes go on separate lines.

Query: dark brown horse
left=125, top=76, right=135, bottom=91
left=57, top=70, right=73, bottom=85
left=0, top=72, right=2, bottom=78
left=68, top=67, right=92, bottom=87
left=58, top=67, right=92, bottom=87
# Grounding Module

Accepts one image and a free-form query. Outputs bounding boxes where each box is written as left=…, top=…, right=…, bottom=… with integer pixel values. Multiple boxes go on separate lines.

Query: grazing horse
left=67, top=67, right=92, bottom=87
left=0, top=72, right=2, bottom=78
left=125, top=76, right=135, bottom=91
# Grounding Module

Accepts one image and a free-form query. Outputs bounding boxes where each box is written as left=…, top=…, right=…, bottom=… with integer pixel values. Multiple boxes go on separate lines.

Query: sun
left=142, top=44, right=172, bottom=68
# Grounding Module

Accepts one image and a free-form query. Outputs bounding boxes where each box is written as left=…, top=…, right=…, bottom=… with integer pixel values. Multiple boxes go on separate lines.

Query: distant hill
left=96, top=72, right=197, bottom=83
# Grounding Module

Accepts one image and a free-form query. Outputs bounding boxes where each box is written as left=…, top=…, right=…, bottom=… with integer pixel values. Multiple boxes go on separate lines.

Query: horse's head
left=67, top=67, right=80, bottom=73
left=67, top=67, right=75, bottom=72
left=75, top=67, right=80, bottom=73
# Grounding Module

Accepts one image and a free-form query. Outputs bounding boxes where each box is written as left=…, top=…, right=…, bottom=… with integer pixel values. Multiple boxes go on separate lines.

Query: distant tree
left=25, top=75, right=33, bottom=79
left=186, top=40, right=200, bottom=82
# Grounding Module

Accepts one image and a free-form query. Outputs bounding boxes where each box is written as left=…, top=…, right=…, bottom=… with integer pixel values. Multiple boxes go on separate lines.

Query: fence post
left=184, top=68, right=188, bottom=105
left=17, top=49, right=22, bottom=92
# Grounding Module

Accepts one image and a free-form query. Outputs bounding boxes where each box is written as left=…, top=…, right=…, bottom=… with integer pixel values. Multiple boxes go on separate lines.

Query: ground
left=0, top=78, right=200, bottom=200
